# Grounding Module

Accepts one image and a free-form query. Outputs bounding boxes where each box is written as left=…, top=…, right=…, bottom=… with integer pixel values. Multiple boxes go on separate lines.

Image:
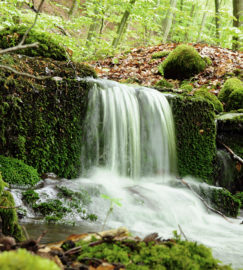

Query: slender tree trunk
left=112, top=0, right=136, bottom=48
left=68, top=0, right=79, bottom=17
left=162, top=0, right=178, bottom=43
left=214, top=0, right=220, bottom=42
left=232, top=0, right=243, bottom=50
left=184, top=3, right=196, bottom=41
left=86, top=5, right=100, bottom=45
left=197, top=0, right=210, bottom=42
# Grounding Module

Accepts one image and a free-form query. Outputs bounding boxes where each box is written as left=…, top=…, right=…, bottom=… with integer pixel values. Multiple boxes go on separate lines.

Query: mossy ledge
left=0, top=54, right=96, bottom=178
left=168, top=95, right=216, bottom=182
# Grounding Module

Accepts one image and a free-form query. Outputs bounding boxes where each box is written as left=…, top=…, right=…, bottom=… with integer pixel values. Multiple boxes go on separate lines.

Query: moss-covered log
left=168, top=95, right=216, bottom=183
left=0, top=54, right=96, bottom=178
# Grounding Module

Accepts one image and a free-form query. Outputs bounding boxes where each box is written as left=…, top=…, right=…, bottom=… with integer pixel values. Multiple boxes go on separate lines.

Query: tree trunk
left=112, top=0, right=136, bottom=48
left=197, top=0, right=210, bottom=42
left=68, top=0, right=79, bottom=17
left=215, top=0, right=220, bottom=42
left=162, top=0, right=178, bottom=43
left=184, top=3, right=196, bottom=41
left=232, top=0, right=243, bottom=50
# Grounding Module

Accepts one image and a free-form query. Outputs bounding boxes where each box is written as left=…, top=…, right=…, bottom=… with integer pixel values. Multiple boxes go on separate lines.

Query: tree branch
left=0, top=205, right=20, bottom=209
left=217, top=140, right=243, bottom=164
left=0, top=0, right=45, bottom=55
left=0, top=64, right=51, bottom=80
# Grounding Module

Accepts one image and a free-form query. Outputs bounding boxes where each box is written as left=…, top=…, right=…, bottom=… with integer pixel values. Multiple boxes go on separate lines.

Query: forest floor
left=89, top=43, right=243, bottom=95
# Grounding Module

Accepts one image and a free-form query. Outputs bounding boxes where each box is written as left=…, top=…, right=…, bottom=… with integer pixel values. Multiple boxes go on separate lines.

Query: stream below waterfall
left=11, top=79, right=243, bottom=269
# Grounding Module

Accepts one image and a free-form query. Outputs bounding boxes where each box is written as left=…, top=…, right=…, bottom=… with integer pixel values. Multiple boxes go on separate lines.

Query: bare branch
left=217, top=140, right=243, bottom=164
left=19, top=0, right=45, bottom=46
left=0, top=205, right=20, bottom=209
left=0, top=64, right=51, bottom=80
left=0, top=42, right=39, bottom=55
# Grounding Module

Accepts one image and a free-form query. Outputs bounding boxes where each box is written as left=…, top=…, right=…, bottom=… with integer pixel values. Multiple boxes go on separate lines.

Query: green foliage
left=22, top=189, right=39, bottom=205
left=0, top=155, right=40, bottom=186
left=155, top=79, right=173, bottom=89
left=77, top=238, right=232, bottom=269
left=0, top=26, right=67, bottom=60
left=0, top=182, right=25, bottom=241
left=159, top=45, right=206, bottom=80
left=151, top=50, right=170, bottom=59
left=169, top=95, right=216, bottom=182
left=218, top=78, right=243, bottom=111
left=234, top=192, right=243, bottom=208
left=194, top=88, right=223, bottom=113
left=0, top=249, right=60, bottom=270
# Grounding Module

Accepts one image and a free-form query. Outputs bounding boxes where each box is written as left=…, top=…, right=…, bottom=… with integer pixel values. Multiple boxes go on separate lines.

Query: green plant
left=158, top=45, right=206, bottom=80
left=180, top=81, right=194, bottom=92
left=101, top=194, right=122, bottom=230
left=0, top=155, right=40, bottom=186
left=0, top=249, right=60, bottom=270
left=194, top=88, right=223, bottom=113
left=155, top=79, right=173, bottom=89
left=234, top=192, right=243, bottom=208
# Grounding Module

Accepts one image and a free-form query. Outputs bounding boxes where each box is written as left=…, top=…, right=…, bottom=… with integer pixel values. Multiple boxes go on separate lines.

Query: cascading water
left=11, top=79, right=243, bottom=268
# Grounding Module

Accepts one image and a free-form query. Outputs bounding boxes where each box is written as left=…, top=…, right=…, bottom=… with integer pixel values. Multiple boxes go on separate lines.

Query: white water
left=11, top=79, right=243, bottom=268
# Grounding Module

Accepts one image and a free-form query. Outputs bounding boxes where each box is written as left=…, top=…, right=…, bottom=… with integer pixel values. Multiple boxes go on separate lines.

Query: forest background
left=0, top=0, right=242, bottom=64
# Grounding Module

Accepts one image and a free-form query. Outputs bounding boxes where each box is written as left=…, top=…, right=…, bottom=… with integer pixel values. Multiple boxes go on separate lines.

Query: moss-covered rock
left=218, top=78, right=243, bottom=111
left=194, top=88, right=223, bottom=113
left=159, top=45, right=206, bottom=80
left=0, top=249, right=60, bottom=270
left=168, top=95, right=216, bottom=182
left=0, top=26, right=67, bottom=60
left=0, top=54, right=96, bottom=178
left=234, top=192, right=243, bottom=207
left=0, top=155, right=39, bottom=186
left=155, top=78, right=173, bottom=89
left=0, top=173, right=25, bottom=241
left=180, top=81, right=193, bottom=92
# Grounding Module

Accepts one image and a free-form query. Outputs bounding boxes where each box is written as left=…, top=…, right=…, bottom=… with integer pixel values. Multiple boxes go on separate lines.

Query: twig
left=22, top=226, right=30, bottom=240
left=64, top=246, right=82, bottom=255
left=178, top=178, right=232, bottom=223
left=0, top=0, right=45, bottom=55
left=0, top=65, right=51, bottom=80
left=0, top=205, right=20, bottom=209
left=178, top=224, right=188, bottom=240
left=36, top=230, right=47, bottom=244
left=217, top=140, right=243, bottom=164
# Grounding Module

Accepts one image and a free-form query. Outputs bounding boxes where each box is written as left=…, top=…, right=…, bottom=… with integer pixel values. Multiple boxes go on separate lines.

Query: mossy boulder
left=151, top=50, right=170, bottom=59
left=0, top=172, right=25, bottom=241
left=218, top=78, right=243, bottom=111
left=194, top=88, right=223, bottom=113
left=0, top=54, right=96, bottom=178
left=0, top=249, right=60, bottom=270
left=159, top=45, right=206, bottom=80
left=168, top=95, right=216, bottom=182
left=0, top=155, right=40, bottom=186
left=0, top=26, right=67, bottom=60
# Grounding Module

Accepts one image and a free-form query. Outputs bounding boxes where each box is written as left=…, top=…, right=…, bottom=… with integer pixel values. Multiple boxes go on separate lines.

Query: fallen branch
left=0, top=43, right=39, bottom=55
left=178, top=177, right=232, bottom=223
left=178, top=225, right=188, bottom=241
left=0, top=65, right=51, bottom=80
left=217, top=140, right=243, bottom=164
left=0, top=205, right=20, bottom=209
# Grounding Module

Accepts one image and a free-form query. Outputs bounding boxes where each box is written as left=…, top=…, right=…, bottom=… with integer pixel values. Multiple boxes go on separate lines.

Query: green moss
left=0, top=188, right=25, bottom=241
left=168, top=95, right=216, bottom=182
left=0, top=54, right=96, bottom=178
left=218, top=78, right=243, bottom=111
left=155, top=79, right=173, bottom=89
left=159, top=45, right=206, bottom=80
left=22, top=189, right=39, bottom=205
left=77, top=238, right=232, bottom=269
left=151, top=50, right=170, bottom=59
left=0, top=25, right=67, bottom=60
left=0, top=155, right=40, bottom=186
left=0, top=249, right=60, bottom=270
left=33, top=199, right=69, bottom=217
left=234, top=192, right=243, bottom=208
left=194, top=88, right=223, bottom=113
left=203, top=56, right=212, bottom=66
left=180, top=81, right=194, bottom=92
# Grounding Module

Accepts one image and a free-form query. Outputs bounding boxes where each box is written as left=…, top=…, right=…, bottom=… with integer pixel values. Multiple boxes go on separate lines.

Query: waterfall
left=82, top=79, right=176, bottom=178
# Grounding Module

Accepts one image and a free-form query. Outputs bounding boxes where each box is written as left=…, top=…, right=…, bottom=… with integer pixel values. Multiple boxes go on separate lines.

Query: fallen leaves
left=89, top=43, right=243, bottom=93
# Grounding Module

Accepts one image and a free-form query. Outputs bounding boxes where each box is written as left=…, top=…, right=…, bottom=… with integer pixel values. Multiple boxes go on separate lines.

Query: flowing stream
left=12, top=79, right=243, bottom=269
